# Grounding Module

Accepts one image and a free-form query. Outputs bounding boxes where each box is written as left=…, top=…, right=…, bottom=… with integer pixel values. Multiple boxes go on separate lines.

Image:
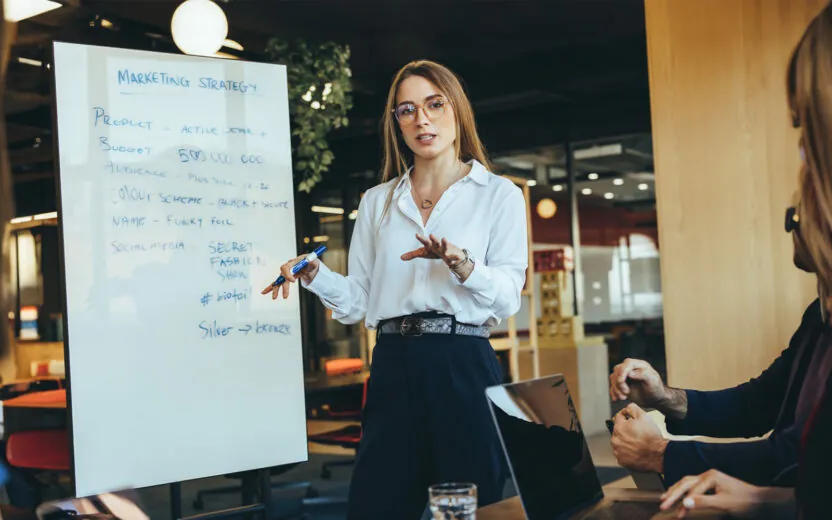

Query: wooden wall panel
left=645, top=0, right=825, bottom=390
left=1, top=6, right=18, bottom=383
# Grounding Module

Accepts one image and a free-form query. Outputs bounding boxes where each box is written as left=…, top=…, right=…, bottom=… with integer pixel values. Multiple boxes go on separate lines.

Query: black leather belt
left=378, top=315, right=491, bottom=338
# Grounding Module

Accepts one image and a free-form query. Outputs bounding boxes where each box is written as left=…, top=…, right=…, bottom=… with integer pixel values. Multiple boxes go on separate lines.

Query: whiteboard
left=51, top=42, right=307, bottom=498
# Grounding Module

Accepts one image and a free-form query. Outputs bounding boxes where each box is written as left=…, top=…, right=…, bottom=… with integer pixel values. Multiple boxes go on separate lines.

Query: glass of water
left=429, top=482, right=477, bottom=520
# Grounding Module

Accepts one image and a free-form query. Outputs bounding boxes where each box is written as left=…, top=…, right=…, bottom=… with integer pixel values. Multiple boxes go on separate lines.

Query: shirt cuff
left=457, top=260, right=488, bottom=290
left=664, top=390, right=699, bottom=435
left=453, top=261, right=499, bottom=308
left=662, top=440, right=684, bottom=485
left=301, top=261, right=340, bottom=300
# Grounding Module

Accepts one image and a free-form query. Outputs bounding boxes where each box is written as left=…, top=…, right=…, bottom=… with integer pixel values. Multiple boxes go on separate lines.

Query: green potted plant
left=266, top=38, right=353, bottom=192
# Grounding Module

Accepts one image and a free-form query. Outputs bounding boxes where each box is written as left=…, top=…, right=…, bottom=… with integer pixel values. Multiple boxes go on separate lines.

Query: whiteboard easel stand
left=169, top=469, right=274, bottom=520
left=48, top=41, right=304, bottom=520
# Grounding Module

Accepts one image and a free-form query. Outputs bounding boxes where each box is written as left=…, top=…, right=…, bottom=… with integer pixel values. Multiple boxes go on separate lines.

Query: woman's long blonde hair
left=788, top=4, right=832, bottom=296
left=378, top=60, right=491, bottom=225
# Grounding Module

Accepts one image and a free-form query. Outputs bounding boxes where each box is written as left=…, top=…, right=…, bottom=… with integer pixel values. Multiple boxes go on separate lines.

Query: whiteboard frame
left=49, top=41, right=309, bottom=498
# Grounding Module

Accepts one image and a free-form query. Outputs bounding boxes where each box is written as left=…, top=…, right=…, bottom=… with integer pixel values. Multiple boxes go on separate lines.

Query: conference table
left=478, top=485, right=727, bottom=519
left=2, top=389, right=67, bottom=438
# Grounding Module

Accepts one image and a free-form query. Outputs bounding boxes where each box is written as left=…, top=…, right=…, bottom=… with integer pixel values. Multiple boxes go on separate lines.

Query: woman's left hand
left=401, top=233, right=465, bottom=267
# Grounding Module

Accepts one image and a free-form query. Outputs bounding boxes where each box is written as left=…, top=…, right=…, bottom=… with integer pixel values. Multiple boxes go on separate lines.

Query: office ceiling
left=6, top=0, right=652, bottom=215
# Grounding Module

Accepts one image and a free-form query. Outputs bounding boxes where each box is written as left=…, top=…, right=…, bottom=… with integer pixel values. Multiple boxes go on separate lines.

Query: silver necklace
left=412, top=162, right=464, bottom=210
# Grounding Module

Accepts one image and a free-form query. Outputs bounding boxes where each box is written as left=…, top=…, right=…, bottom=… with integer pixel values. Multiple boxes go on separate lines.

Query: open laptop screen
left=485, top=375, right=604, bottom=520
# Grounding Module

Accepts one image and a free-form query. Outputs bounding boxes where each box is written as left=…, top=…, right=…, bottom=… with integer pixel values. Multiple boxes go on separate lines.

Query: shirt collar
left=393, top=159, right=489, bottom=194
left=467, top=159, right=489, bottom=185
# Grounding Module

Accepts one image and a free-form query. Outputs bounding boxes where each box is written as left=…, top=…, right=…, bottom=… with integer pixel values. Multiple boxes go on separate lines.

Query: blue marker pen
left=272, top=245, right=327, bottom=286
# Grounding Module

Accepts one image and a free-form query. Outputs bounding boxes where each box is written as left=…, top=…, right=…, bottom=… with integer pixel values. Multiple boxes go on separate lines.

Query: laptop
left=485, top=374, right=663, bottom=520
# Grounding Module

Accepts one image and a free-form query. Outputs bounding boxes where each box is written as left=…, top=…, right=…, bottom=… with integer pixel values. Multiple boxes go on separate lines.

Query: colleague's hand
left=609, top=358, right=667, bottom=406
left=611, top=403, right=668, bottom=473
left=660, top=470, right=765, bottom=519
left=260, top=255, right=320, bottom=300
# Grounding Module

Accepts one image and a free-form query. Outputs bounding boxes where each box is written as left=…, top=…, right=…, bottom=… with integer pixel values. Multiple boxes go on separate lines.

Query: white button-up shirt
left=303, top=160, right=528, bottom=329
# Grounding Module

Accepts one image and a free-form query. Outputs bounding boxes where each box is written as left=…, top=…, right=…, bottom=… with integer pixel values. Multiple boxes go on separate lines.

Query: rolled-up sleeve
left=458, top=183, right=528, bottom=319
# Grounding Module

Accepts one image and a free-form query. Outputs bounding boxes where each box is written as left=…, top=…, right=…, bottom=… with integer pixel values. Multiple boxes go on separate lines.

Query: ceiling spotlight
left=613, top=178, right=624, bottom=186
left=588, top=173, right=599, bottom=180
left=527, top=180, right=537, bottom=187
left=552, top=185, right=564, bottom=192
left=638, top=183, right=649, bottom=191
left=17, top=57, right=42, bottom=67
left=311, top=205, right=344, bottom=215
left=604, top=193, right=614, bottom=200
left=581, top=188, right=592, bottom=195
left=536, top=199, right=557, bottom=219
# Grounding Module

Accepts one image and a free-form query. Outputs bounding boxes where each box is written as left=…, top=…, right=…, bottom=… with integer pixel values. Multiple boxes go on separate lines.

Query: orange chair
left=324, top=358, right=364, bottom=377
left=315, top=359, right=365, bottom=420
left=3, top=389, right=66, bottom=410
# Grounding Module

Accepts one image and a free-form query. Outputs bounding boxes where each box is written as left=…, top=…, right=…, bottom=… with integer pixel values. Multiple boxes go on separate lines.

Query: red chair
left=3, top=390, right=69, bottom=468
left=307, top=377, right=367, bottom=479
left=5, top=429, right=71, bottom=505
left=6, top=430, right=70, bottom=471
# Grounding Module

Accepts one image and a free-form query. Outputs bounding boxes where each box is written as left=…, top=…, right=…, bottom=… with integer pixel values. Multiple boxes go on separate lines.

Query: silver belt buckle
left=400, top=317, right=423, bottom=337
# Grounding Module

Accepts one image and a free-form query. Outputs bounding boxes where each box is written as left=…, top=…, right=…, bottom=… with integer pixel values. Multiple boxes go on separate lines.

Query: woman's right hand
left=260, top=255, right=320, bottom=300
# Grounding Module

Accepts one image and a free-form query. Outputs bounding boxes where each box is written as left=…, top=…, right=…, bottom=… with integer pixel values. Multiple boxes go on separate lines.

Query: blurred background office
left=0, top=0, right=826, bottom=518
left=5, top=0, right=664, bottom=387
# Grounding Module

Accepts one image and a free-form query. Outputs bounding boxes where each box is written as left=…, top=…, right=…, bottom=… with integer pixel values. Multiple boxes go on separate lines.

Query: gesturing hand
left=401, top=233, right=465, bottom=267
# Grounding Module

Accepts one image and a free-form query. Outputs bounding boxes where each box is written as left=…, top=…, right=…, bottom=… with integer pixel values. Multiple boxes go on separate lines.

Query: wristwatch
left=451, top=249, right=475, bottom=280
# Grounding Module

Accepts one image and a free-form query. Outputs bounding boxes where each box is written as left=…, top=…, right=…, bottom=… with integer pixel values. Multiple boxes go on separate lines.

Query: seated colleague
left=657, top=371, right=832, bottom=519
left=661, top=368, right=832, bottom=520
left=610, top=3, right=832, bottom=491
left=609, top=291, right=824, bottom=488
left=657, top=5, right=832, bottom=517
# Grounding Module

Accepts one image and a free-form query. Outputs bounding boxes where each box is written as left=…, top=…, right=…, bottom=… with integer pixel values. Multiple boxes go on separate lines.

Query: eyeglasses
left=785, top=206, right=800, bottom=233
left=393, top=96, right=449, bottom=124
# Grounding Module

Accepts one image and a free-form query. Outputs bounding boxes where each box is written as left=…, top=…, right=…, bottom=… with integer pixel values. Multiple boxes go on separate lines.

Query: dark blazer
left=798, top=366, right=832, bottom=519
left=662, top=298, right=824, bottom=487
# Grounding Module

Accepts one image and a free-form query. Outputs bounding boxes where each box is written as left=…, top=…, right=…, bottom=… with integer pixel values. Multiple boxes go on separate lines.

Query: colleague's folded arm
left=663, top=429, right=800, bottom=487
left=665, top=300, right=820, bottom=438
